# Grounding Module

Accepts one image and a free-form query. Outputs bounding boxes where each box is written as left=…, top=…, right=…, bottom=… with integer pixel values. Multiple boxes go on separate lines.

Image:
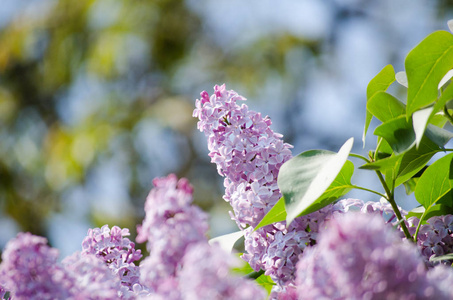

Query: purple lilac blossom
left=243, top=198, right=365, bottom=287
left=81, top=224, right=142, bottom=289
left=136, top=174, right=208, bottom=290
left=179, top=242, right=266, bottom=300
left=269, top=285, right=298, bottom=300
left=0, top=232, right=74, bottom=300
left=295, top=213, right=444, bottom=300
left=414, top=214, right=453, bottom=265
left=139, top=277, right=181, bottom=300
left=193, top=84, right=293, bottom=228
left=426, top=264, right=453, bottom=298
left=0, top=284, right=9, bottom=300
left=62, top=252, right=126, bottom=299
left=193, top=86, right=420, bottom=295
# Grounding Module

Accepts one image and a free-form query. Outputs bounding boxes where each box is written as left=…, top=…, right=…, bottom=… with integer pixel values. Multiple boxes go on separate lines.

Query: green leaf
left=366, top=91, right=406, bottom=122
left=363, top=65, right=396, bottom=145
left=407, top=204, right=453, bottom=221
left=430, top=253, right=453, bottom=263
left=360, top=136, right=441, bottom=190
left=431, top=112, right=449, bottom=128
left=374, top=115, right=415, bottom=154
left=255, top=274, right=276, bottom=294
left=432, top=82, right=453, bottom=119
left=438, top=69, right=453, bottom=89
left=208, top=231, right=244, bottom=253
left=279, top=138, right=354, bottom=225
left=413, top=107, right=434, bottom=148
left=359, top=155, right=401, bottom=171
left=414, top=153, right=453, bottom=209
left=437, top=190, right=453, bottom=208
left=231, top=254, right=254, bottom=276
left=298, top=160, right=354, bottom=216
left=395, top=71, right=408, bottom=87
left=254, top=197, right=286, bottom=231
left=425, top=124, right=453, bottom=148
left=377, top=138, right=394, bottom=155
left=394, top=136, right=442, bottom=187
left=403, top=177, right=418, bottom=195
left=406, top=31, right=453, bottom=117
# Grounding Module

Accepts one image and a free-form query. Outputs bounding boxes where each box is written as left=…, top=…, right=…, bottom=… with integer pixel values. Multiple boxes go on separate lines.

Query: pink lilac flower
left=269, top=285, right=298, bottom=300
left=136, top=174, right=208, bottom=290
left=0, top=232, right=74, bottom=300
left=415, top=214, right=453, bottom=265
left=242, top=198, right=365, bottom=287
left=179, top=242, right=266, bottom=300
left=140, top=277, right=181, bottom=300
left=81, top=224, right=142, bottom=289
left=62, top=252, right=126, bottom=299
left=296, top=213, right=445, bottom=300
left=0, top=285, right=7, bottom=300
left=426, top=264, right=453, bottom=298
left=193, top=84, right=293, bottom=228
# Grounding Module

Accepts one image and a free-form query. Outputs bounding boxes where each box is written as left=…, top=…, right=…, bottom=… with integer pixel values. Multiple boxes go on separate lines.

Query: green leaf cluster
left=255, top=27, right=453, bottom=243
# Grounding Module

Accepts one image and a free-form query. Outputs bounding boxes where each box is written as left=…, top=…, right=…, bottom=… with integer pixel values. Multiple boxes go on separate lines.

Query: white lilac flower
left=193, top=84, right=293, bottom=228
left=296, top=213, right=446, bottom=300
left=136, top=174, right=208, bottom=290
left=179, top=242, right=266, bottom=300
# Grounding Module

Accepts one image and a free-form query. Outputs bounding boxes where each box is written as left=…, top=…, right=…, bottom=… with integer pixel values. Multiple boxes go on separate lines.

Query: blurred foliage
left=0, top=0, right=204, bottom=238
left=0, top=0, right=316, bottom=246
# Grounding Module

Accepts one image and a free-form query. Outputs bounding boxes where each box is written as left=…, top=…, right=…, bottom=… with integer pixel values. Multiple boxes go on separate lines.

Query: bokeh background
left=1, top=0, right=453, bottom=258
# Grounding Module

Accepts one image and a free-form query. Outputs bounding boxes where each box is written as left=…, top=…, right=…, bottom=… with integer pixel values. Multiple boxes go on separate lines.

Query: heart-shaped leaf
left=367, top=91, right=406, bottom=122
left=254, top=197, right=286, bottom=231
left=415, top=153, right=453, bottom=209
left=413, top=106, right=434, bottom=148
left=374, top=115, right=415, bottom=154
left=406, top=31, right=453, bottom=117
left=278, top=138, right=354, bottom=225
left=360, top=136, right=442, bottom=190
left=363, top=65, right=395, bottom=145
left=209, top=231, right=244, bottom=253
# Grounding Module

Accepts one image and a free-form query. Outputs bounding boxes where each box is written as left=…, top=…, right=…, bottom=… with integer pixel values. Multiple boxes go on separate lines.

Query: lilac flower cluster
left=242, top=198, right=369, bottom=288
left=193, top=85, right=438, bottom=298
left=194, top=84, right=308, bottom=287
left=194, top=85, right=405, bottom=291
left=82, top=225, right=143, bottom=289
left=136, top=174, right=209, bottom=290
left=413, top=214, right=453, bottom=265
left=179, top=242, right=267, bottom=300
left=0, top=174, right=266, bottom=299
left=135, top=174, right=265, bottom=299
left=62, top=252, right=124, bottom=299
left=0, top=232, right=75, bottom=299
left=0, top=232, right=126, bottom=299
left=193, top=84, right=293, bottom=228
left=295, top=212, right=453, bottom=299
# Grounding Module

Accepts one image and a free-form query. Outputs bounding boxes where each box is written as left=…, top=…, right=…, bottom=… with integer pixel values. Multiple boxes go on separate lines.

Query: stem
left=374, top=137, right=383, bottom=161
left=414, top=209, right=429, bottom=243
left=349, top=153, right=371, bottom=164
left=444, top=106, right=453, bottom=124
left=246, top=269, right=265, bottom=279
left=375, top=170, right=412, bottom=240
left=350, top=185, right=388, bottom=200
